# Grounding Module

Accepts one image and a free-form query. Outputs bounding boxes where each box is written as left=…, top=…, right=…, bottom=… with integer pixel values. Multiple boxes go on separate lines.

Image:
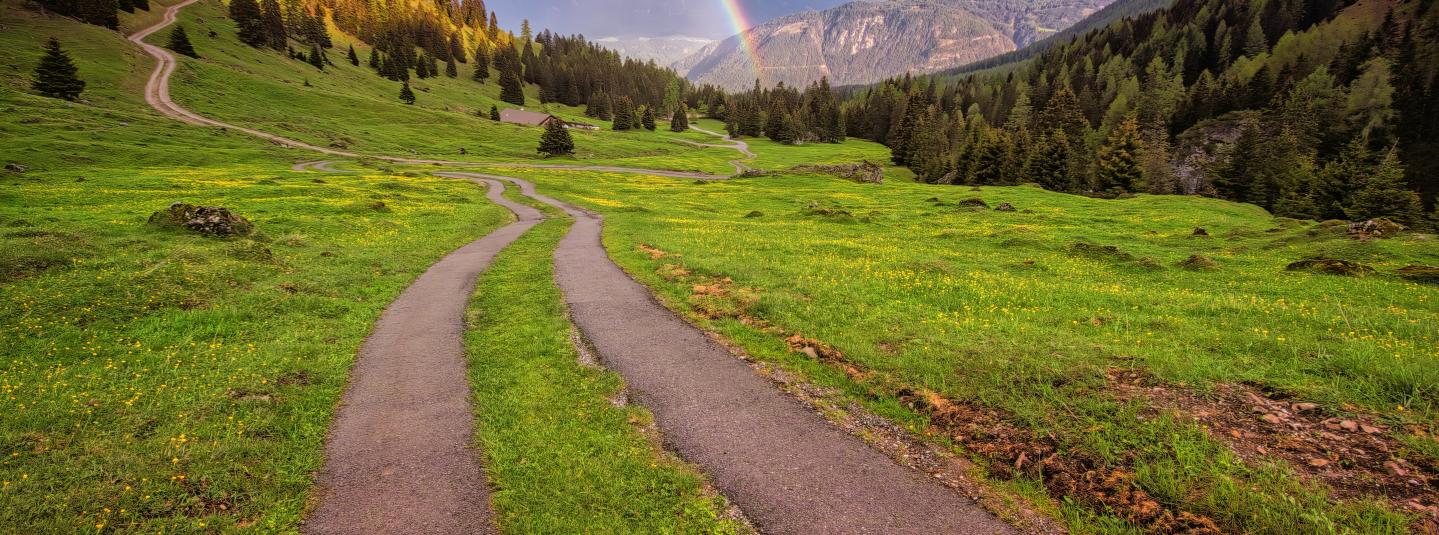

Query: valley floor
left=2, top=0, right=1437, bottom=533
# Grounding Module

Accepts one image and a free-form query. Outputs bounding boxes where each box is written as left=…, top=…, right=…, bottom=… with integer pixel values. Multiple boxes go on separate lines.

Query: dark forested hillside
left=845, top=0, right=1439, bottom=227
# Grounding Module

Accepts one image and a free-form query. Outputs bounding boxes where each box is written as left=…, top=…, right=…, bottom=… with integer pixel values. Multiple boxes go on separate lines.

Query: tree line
left=842, top=0, right=1438, bottom=227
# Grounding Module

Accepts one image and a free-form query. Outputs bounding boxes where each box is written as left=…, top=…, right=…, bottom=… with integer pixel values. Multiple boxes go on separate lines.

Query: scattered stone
left=1192, top=228, right=1209, bottom=237
left=1397, top=265, right=1439, bottom=284
left=1308, top=458, right=1331, bottom=468
left=368, top=201, right=390, bottom=212
left=1385, top=461, right=1409, bottom=477
left=994, top=203, right=1016, bottom=212
left=1261, top=414, right=1283, bottom=425
left=1178, top=255, right=1219, bottom=271
left=1360, top=424, right=1383, bottom=434
left=1291, top=402, right=1319, bottom=413
left=1340, top=420, right=1359, bottom=432
left=457, top=147, right=467, bottom=155
left=790, top=161, right=884, bottom=183
left=738, top=169, right=771, bottom=178
left=1285, top=258, right=1375, bottom=277
left=1348, top=218, right=1406, bottom=239
left=147, top=203, right=255, bottom=238
left=4, top=163, right=25, bottom=173
left=956, top=198, right=989, bottom=209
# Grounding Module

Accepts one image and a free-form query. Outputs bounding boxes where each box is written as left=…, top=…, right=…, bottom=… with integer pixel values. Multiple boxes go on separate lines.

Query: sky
left=483, top=0, right=851, bottom=40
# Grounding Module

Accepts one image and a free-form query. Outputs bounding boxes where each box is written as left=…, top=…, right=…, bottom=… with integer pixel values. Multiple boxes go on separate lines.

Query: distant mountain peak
left=676, top=0, right=1116, bottom=90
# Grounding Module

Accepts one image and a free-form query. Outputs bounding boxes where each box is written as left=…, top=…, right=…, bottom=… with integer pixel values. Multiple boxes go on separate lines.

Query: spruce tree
left=308, top=45, right=324, bottom=70
left=229, top=0, right=267, bottom=48
left=368, top=48, right=379, bottom=70
left=641, top=106, right=656, bottom=131
left=167, top=25, right=199, bottom=59
left=1095, top=115, right=1143, bottom=192
left=415, top=53, right=430, bottom=79
left=489, top=105, right=500, bottom=121
left=538, top=120, right=575, bottom=156
left=260, top=0, right=286, bottom=50
left=670, top=104, right=690, bottom=132
left=445, top=55, right=457, bottom=78
left=1346, top=148, right=1424, bottom=225
left=612, top=96, right=634, bottom=131
left=449, top=34, right=466, bottom=63
left=399, top=81, right=415, bottom=104
left=31, top=38, right=85, bottom=101
left=1028, top=130, right=1073, bottom=191
left=347, top=45, right=359, bottom=66
left=498, top=68, right=524, bottom=105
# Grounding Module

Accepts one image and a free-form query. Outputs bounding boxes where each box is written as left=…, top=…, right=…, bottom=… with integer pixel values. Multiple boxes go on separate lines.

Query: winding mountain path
left=440, top=173, right=1015, bottom=535
left=685, top=125, right=756, bottom=174
left=304, top=177, right=539, bottom=535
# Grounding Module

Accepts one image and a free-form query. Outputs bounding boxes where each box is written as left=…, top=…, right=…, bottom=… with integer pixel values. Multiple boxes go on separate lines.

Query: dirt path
left=685, top=125, right=755, bottom=175
left=128, top=5, right=732, bottom=180
left=292, top=160, right=359, bottom=173
left=444, top=172, right=1015, bottom=534
left=304, top=177, right=541, bottom=535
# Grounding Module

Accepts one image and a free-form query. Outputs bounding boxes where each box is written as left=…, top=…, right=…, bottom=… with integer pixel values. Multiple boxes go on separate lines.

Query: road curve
left=685, top=125, right=755, bottom=175
left=450, top=172, right=1015, bottom=535
left=305, top=178, right=541, bottom=535
left=127, top=5, right=731, bottom=179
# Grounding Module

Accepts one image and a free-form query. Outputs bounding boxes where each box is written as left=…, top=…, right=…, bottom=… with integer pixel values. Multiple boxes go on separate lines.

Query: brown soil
left=1108, top=369, right=1439, bottom=527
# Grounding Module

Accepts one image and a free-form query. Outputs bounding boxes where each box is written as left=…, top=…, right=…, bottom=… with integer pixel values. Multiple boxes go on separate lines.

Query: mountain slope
left=598, top=35, right=714, bottom=65
left=678, top=0, right=1115, bottom=90
left=938, top=0, right=1175, bottom=77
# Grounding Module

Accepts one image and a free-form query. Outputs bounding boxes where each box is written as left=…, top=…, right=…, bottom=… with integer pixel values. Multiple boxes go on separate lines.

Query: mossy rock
left=1396, top=265, right=1439, bottom=284
left=743, top=210, right=764, bottom=218
left=148, top=203, right=255, bottom=238
left=1285, top=258, right=1375, bottom=277
left=957, top=198, right=989, bottom=209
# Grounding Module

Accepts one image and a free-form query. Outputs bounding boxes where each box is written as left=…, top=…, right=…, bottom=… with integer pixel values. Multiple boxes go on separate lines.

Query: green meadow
left=3, top=0, right=1438, bottom=531
left=469, top=167, right=1439, bottom=533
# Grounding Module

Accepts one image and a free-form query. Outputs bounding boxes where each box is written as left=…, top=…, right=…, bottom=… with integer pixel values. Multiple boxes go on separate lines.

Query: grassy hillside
left=465, top=166, right=1438, bottom=533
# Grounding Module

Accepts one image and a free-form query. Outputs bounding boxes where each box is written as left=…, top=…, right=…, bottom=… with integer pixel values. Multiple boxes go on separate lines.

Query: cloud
left=484, top=0, right=848, bottom=39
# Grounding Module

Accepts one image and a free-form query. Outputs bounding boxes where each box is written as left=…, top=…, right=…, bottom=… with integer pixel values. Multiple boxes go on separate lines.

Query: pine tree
left=415, top=54, right=430, bottom=78
left=229, top=0, right=267, bottom=48
left=308, top=45, right=324, bottom=70
left=612, top=96, right=635, bottom=131
left=368, top=48, right=379, bottom=70
left=498, top=68, right=524, bottom=105
left=670, top=104, right=690, bottom=132
left=167, top=25, right=199, bottom=59
left=399, top=81, right=415, bottom=104
left=445, top=55, right=457, bottom=78
left=449, top=34, right=466, bottom=63
left=1095, top=115, right=1143, bottom=192
left=1028, top=130, right=1073, bottom=191
left=641, top=106, right=656, bottom=131
left=538, top=119, right=575, bottom=156
left=489, top=105, right=500, bottom=121
left=347, top=45, right=359, bottom=66
left=260, top=0, right=286, bottom=50
left=31, top=38, right=85, bottom=101
left=1347, top=148, right=1424, bottom=225
left=472, top=44, right=490, bottom=83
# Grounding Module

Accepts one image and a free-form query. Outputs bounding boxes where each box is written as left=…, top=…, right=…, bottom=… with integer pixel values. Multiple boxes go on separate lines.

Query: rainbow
left=719, top=0, right=764, bottom=84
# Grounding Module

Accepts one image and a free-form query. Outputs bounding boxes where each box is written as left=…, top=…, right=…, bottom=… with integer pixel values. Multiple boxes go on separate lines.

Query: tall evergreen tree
left=167, top=25, right=199, bottom=59
left=31, top=38, right=85, bottom=101
left=537, top=120, right=575, bottom=156
left=368, top=48, right=379, bottom=70
left=347, top=45, right=359, bottom=66
left=308, top=45, right=324, bottom=70
left=259, top=0, right=287, bottom=50
left=399, top=81, right=415, bottom=104
left=445, top=55, right=458, bottom=78
left=229, top=0, right=267, bottom=48
left=670, top=104, right=690, bottom=132
left=1347, top=148, right=1424, bottom=225
left=489, top=105, right=500, bottom=121
left=472, top=43, right=491, bottom=83
left=612, top=96, right=635, bottom=131
left=641, top=106, right=657, bottom=131
left=498, top=68, right=524, bottom=105
left=1095, top=115, right=1143, bottom=192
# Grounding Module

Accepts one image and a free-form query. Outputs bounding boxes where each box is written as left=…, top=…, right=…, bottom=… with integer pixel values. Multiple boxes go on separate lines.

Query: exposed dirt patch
left=1286, top=258, right=1376, bottom=277
left=1177, top=255, right=1219, bottom=271
left=637, top=244, right=668, bottom=260
left=777, top=334, right=1220, bottom=532
left=1397, top=265, right=1439, bottom=284
left=1107, top=368, right=1439, bottom=526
